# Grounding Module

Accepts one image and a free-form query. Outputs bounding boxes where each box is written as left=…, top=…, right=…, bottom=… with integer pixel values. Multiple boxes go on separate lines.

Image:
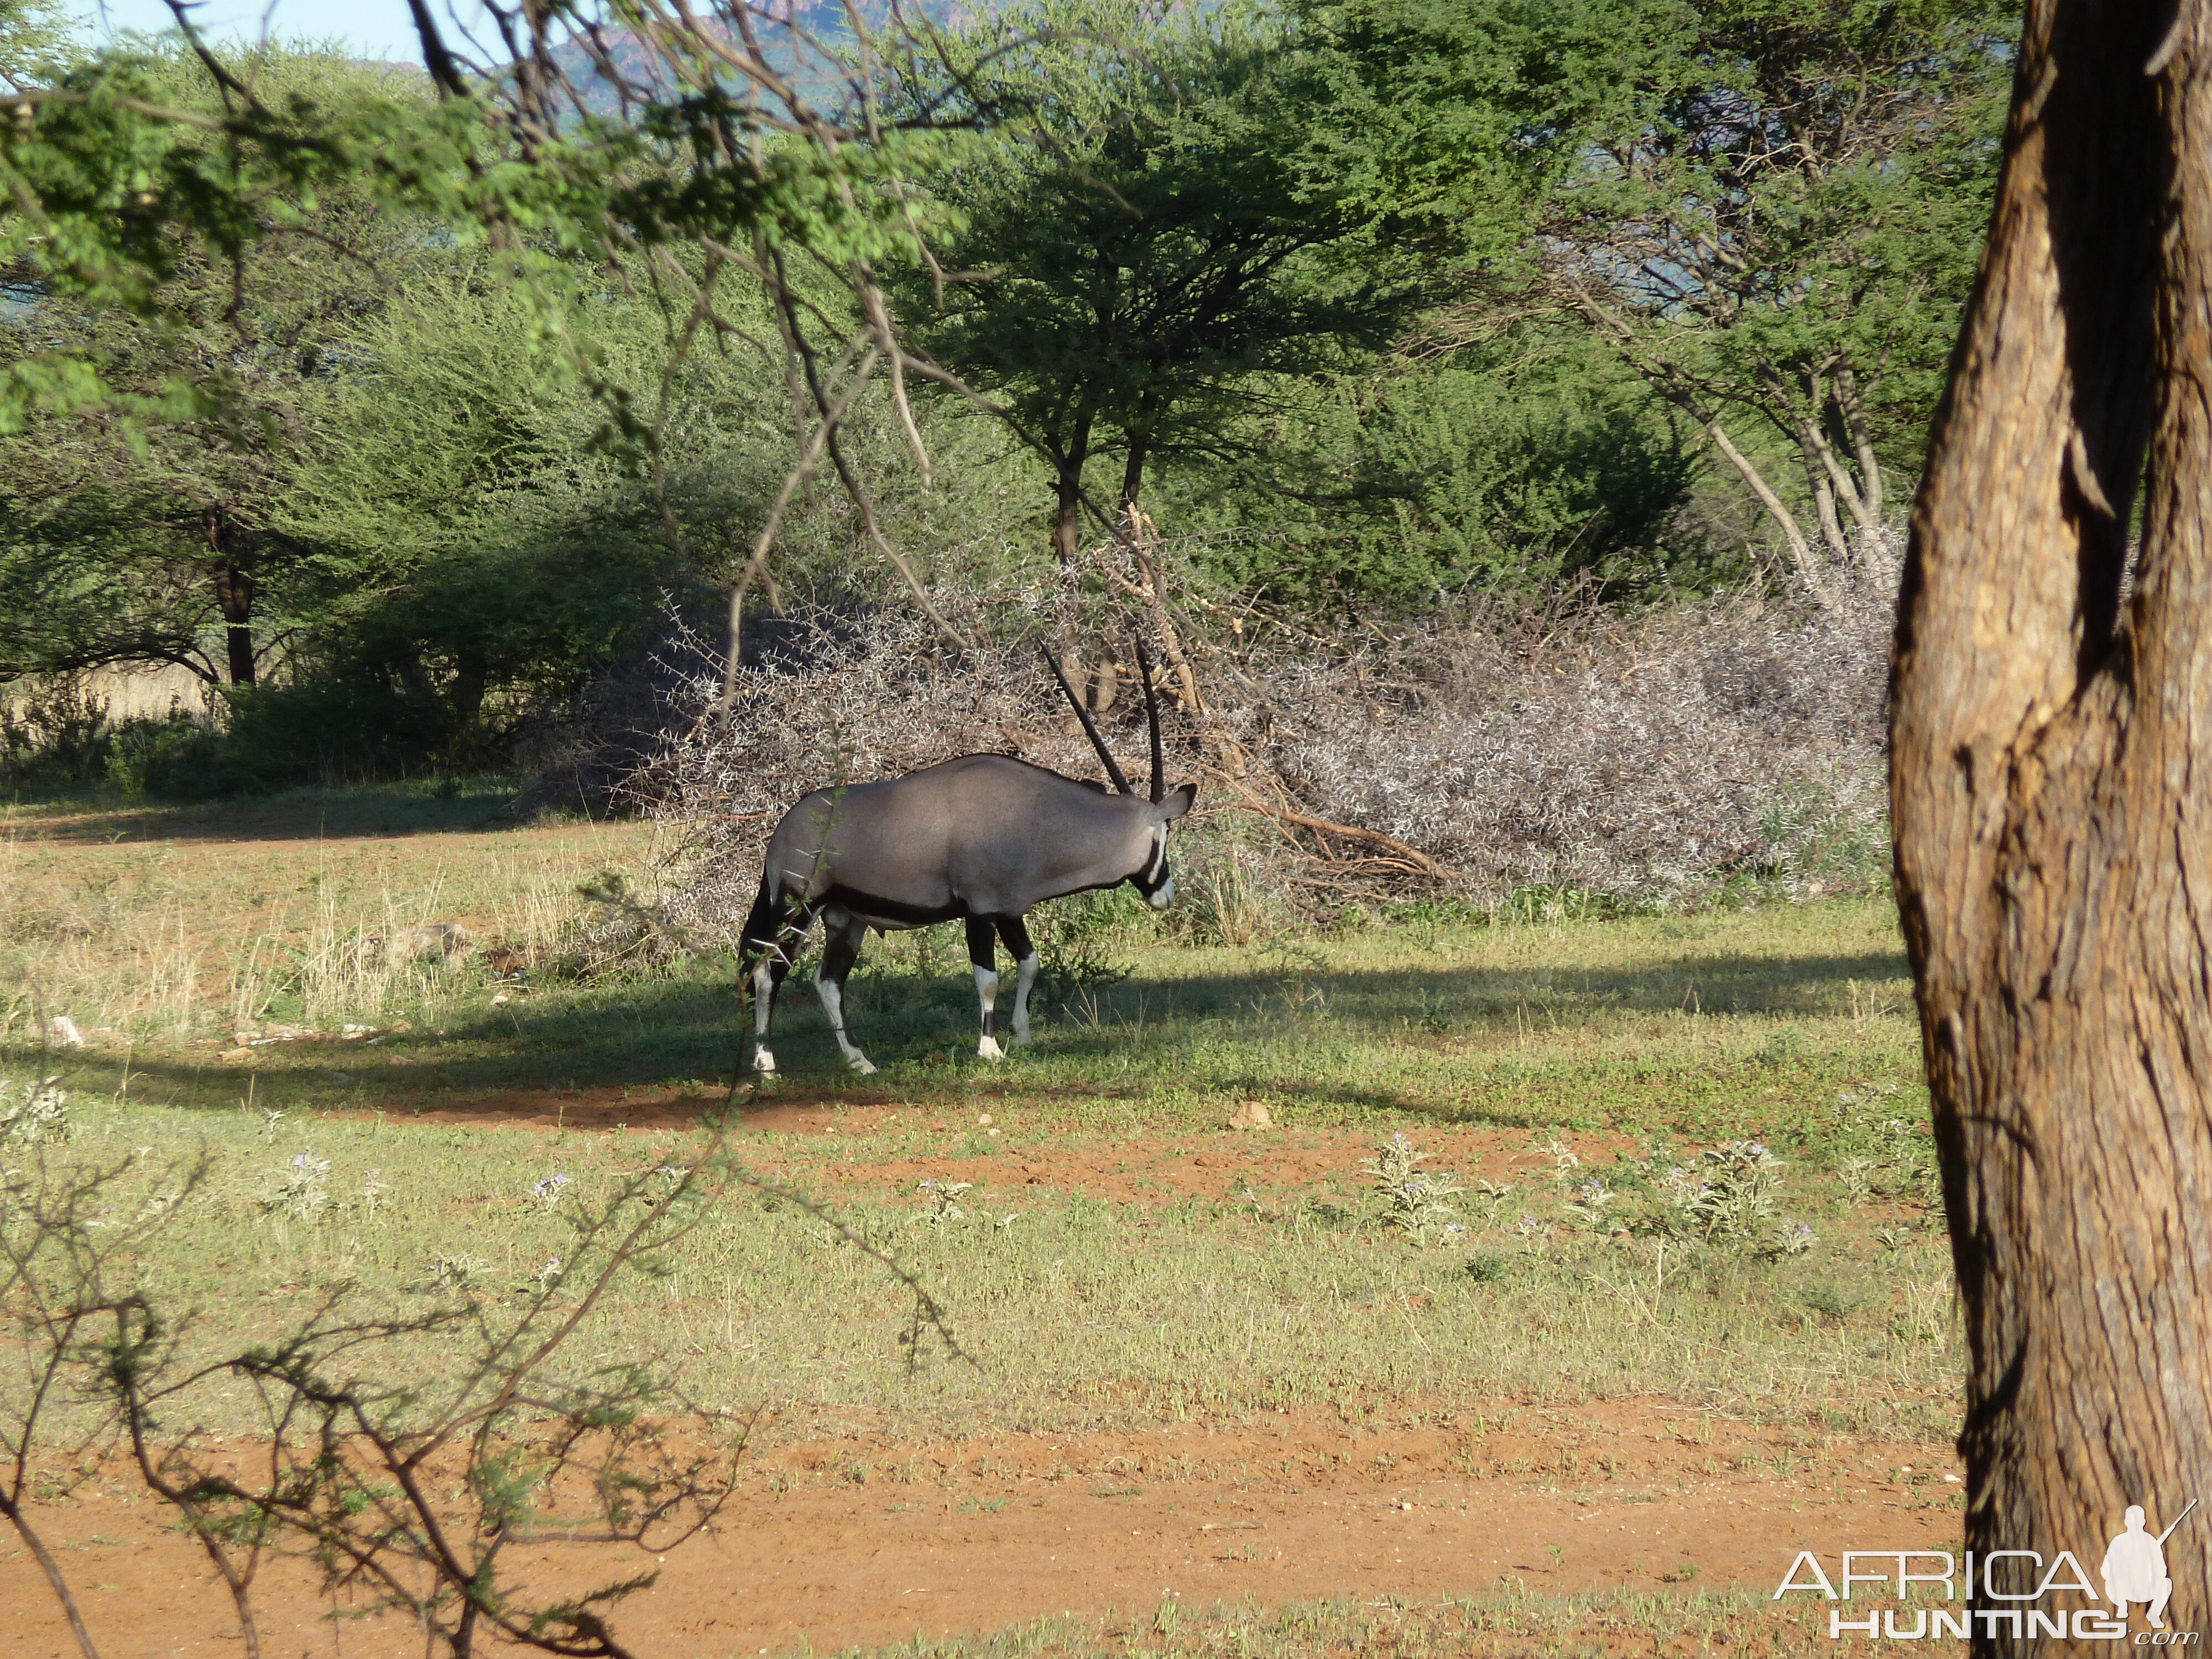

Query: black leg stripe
left=982, top=1010, right=996, bottom=1039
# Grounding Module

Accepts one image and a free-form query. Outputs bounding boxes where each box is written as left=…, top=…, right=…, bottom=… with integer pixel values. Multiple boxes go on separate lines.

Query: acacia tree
left=1890, top=0, right=2212, bottom=1624
left=0, top=0, right=990, bottom=696
left=905, top=0, right=1420, bottom=567
left=1285, top=0, right=2012, bottom=594
left=1526, top=0, right=2014, bottom=579
left=0, top=45, right=465, bottom=688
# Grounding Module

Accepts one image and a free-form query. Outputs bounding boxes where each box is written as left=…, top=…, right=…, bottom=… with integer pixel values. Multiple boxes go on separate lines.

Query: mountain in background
left=548, top=1, right=984, bottom=113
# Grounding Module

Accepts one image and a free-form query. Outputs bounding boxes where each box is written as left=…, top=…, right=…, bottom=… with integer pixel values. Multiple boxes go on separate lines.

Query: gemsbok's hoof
left=848, top=1055, right=878, bottom=1076
left=977, top=1035, right=1005, bottom=1061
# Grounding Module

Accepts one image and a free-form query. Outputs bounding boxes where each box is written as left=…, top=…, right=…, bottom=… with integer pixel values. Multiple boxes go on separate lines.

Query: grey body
left=739, top=754, right=1194, bottom=1075
left=767, top=755, right=1177, bottom=924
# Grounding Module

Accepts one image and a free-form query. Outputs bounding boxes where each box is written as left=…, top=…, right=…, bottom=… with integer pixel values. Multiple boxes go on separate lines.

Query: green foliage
left=1363, top=1131, right=1466, bottom=1243
left=900, top=0, right=1426, bottom=545
left=1288, top=0, right=2015, bottom=556
left=1177, top=333, right=1712, bottom=607
left=1031, top=886, right=1145, bottom=999
left=0, top=673, right=111, bottom=784
left=0, top=49, right=463, bottom=693
left=0, top=1072, right=67, bottom=1146
left=0, top=0, right=2018, bottom=795
left=100, top=681, right=448, bottom=799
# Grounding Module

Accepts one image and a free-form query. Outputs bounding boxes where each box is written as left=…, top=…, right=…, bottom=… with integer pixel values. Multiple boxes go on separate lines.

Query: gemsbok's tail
left=739, top=875, right=781, bottom=961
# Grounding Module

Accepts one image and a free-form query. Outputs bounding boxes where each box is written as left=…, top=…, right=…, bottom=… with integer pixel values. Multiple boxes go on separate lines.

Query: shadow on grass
left=3, top=780, right=527, bottom=844
left=48, top=943, right=1913, bottom=1127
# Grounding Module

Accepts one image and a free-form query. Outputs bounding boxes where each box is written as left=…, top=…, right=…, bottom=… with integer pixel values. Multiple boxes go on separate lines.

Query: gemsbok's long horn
left=1133, top=638, right=1165, bottom=804
left=1041, top=643, right=1133, bottom=795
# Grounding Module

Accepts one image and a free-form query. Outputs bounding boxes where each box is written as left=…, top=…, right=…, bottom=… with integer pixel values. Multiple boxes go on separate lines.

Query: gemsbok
left=737, top=642, right=1193, bottom=1075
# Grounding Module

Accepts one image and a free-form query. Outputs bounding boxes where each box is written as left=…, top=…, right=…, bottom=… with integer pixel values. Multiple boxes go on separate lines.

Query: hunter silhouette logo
left=2106, top=1501, right=2198, bottom=1631
left=1775, top=1497, right=2201, bottom=1642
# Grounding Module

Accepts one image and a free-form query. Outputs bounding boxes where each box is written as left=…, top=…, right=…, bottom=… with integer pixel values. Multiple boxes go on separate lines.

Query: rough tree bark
left=1890, top=0, right=2212, bottom=1640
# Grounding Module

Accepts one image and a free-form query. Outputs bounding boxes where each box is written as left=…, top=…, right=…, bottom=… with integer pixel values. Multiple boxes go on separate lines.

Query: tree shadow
left=8, top=785, right=524, bottom=846
left=59, top=943, right=1912, bottom=1126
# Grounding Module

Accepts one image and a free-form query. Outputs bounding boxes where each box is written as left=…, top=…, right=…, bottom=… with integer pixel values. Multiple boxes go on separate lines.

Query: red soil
left=11, top=1089, right=1954, bottom=1656
left=7, top=1402, right=1961, bottom=1658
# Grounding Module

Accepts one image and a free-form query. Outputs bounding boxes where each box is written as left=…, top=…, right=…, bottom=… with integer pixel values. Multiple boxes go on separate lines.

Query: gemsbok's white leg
left=974, top=964, right=1004, bottom=1060
left=815, top=974, right=877, bottom=1073
left=1010, top=951, right=1040, bottom=1046
left=750, top=957, right=779, bottom=1074
left=815, top=910, right=877, bottom=1074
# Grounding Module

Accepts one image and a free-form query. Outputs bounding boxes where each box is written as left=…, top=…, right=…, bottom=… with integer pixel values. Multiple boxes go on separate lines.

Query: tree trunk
left=1120, top=387, right=1157, bottom=512
left=1051, top=481, right=1084, bottom=567
left=451, top=648, right=488, bottom=726
left=1834, top=364, right=1885, bottom=525
left=1121, top=430, right=1150, bottom=513
left=1801, top=413, right=1880, bottom=546
left=205, top=508, right=257, bottom=688
left=1890, top=0, right=2212, bottom=1644
left=1051, top=418, right=1123, bottom=714
left=1049, top=413, right=1094, bottom=568
left=212, top=563, right=256, bottom=688
left=1791, top=418, right=1856, bottom=562
left=1703, top=416, right=1836, bottom=606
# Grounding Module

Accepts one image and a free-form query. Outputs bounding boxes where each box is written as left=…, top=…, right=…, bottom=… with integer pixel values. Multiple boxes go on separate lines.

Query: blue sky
left=67, top=0, right=494, bottom=66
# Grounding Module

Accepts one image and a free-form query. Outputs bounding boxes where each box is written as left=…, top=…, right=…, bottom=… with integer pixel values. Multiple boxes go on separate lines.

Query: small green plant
left=0, top=1076, right=68, bottom=1147
left=1563, top=1178, right=1613, bottom=1232
left=355, top=1168, right=390, bottom=1223
left=914, top=1179, right=973, bottom=1230
left=1470, top=1176, right=1517, bottom=1222
left=1758, top=1027, right=1805, bottom=1068
left=259, top=1151, right=332, bottom=1222
left=1799, top=1280, right=1859, bottom=1321
left=1770, top=1218, right=1818, bottom=1258
left=1363, top=1133, right=1465, bottom=1245
left=1671, top=1141, right=1782, bottom=1243
left=420, top=1251, right=487, bottom=1292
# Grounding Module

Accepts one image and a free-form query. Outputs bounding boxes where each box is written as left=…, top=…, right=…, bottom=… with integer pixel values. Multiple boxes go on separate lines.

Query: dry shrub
left=555, top=534, right=1897, bottom=932
left=1259, top=549, right=1896, bottom=907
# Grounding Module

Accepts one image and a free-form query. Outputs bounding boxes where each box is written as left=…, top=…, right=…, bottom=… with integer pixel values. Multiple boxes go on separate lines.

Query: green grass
left=6, top=892, right=1955, bottom=1449
left=57, top=888, right=1918, bottom=1128
left=3, top=787, right=1956, bottom=1456
left=1, top=795, right=1960, bottom=1658
left=0, top=773, right=528, bottom=838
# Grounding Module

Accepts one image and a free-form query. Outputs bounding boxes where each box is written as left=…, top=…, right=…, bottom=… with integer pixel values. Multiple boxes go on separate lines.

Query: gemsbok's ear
left=1152, top=784, right=1196, bottom=823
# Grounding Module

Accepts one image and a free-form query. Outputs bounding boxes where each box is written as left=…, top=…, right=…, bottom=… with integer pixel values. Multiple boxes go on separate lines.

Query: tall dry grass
left=0, top=812, right=669, bottom=1044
